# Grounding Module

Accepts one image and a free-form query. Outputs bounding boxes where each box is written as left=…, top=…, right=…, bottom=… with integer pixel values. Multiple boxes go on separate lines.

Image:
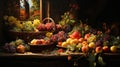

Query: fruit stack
left=56, top=22, right=120, bottom=54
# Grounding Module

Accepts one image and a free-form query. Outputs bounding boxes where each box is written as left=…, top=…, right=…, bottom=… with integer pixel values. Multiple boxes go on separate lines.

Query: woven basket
left=8, top=31, right=46, bottom=42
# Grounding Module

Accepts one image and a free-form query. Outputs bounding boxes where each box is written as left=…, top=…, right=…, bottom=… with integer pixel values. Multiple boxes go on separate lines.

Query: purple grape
left=102, top=34, right=110, bottom=42
left=3, top=43, right=16, bottom=53
left=95, top=40, right=103, bottom=47
left=51, top=34, right=58, bottom=42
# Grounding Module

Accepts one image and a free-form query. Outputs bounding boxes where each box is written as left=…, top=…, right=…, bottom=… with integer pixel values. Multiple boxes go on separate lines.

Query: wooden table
left=0, top=52, right=120, bottom=67
left=0, top=52, right=89, bottom=67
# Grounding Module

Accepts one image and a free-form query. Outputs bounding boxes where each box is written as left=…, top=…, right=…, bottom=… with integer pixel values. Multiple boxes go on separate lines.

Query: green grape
left=15, top=39, right=24, bottom=46
left=12, top=27, right=22, bottom=32
left=22, top=21, right=35, bottom=32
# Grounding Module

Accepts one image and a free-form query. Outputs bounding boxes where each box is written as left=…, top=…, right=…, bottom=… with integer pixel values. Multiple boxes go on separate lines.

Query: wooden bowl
left=29, top=42, right=57, bottom=53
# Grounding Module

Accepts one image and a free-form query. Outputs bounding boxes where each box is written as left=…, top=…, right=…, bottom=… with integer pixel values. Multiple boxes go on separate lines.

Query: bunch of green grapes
left=4, top=15, right=23, bottom=32
left=33, top=19, right=41, bottom=27
left=22, top=21, right=35, bottom=32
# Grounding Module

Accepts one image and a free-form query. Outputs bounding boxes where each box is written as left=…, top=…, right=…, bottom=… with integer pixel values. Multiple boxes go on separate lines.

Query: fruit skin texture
left=110, top=46, right=117, bottom=53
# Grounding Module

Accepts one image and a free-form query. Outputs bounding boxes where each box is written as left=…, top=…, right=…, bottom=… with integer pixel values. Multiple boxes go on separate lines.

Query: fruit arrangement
left=3, top=16, right=63, bottom=42
left=29, top=31, right=68, bottom=45
left=2, top=39, right=29, bottom=53
left=2, top=3, right=120, bottom=67
left=4, top=15, right=63, bottom=33
left=57, top=22, right=120, bottom=53
left=3, top=12, right=120, bottom=54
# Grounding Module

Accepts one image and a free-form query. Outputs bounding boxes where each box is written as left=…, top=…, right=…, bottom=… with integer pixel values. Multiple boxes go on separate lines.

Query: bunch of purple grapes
left=37, top=23, right=46, bottom=31
left=51, top=31, right=68, bottom=42
left=45, top=22, right=55, bottom=31
left=3, top=43, right=16, bottom=53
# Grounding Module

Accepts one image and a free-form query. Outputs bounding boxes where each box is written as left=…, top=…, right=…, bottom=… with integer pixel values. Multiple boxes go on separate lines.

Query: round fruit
left=78, top=38, right=84, bottom=43
left=82, top=45, right=89, bottom=53
left=70, top=39, right=79, bottom=44
left=88, top=42, right=95, bottom=48
left=84, top=33, right=91, bottom=40
left=17, top=45, right=25, bottom=53
left=69, top=31, right=81, bottom=39
left=66, top=38, right=73, bottom=44
left=102, top=46, right=109, bottom=53
left=82, top=41, right=88, bottom=46
left=95, top=46, right=102, bottom=53
left=61, top=42, right=68, bottom=48
left=110, top=46, right=117, bottom=53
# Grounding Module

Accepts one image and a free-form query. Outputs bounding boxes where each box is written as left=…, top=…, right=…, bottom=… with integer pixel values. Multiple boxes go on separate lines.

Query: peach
left=78, top=37, right=84, bottom=43
left=84, top=33, right=91, bottom=40
left=82, top=41, right=88, bottom=46
left=17, top=45, right=25, bottom=53
left=82, top=45, right=89, bottom=53
left=95, top=46, right=102, bottom=53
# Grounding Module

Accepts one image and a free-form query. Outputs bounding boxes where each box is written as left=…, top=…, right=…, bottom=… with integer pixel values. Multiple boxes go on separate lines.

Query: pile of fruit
left=2, top=3, right=120, bottom=67
left=3, top=11, right=120, bottom=54
left=2, top=39, right=29, bottom=53
left=57, top=29, right=120, bottom=53
left=28, top=14, right=120, bottom=54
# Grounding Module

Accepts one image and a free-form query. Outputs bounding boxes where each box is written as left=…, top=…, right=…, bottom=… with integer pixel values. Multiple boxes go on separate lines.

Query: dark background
left=0, top=0, right=120, bottom=43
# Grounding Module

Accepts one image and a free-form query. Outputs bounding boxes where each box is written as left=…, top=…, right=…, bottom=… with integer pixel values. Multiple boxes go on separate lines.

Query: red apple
left=69, top=30, right=81, bottom=39
left=102, top=46, right=109, bottom=53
